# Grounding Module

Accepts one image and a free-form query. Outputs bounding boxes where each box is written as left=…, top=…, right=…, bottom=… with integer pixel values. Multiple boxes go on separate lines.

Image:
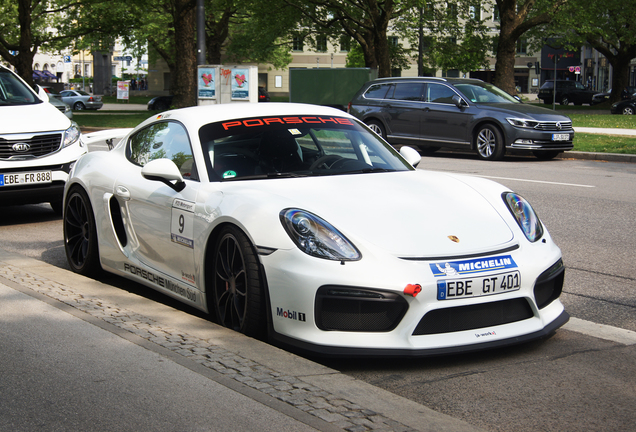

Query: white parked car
left=63, top=103, right=568, bottom=356
left=0, top=65, right=85, bottom=214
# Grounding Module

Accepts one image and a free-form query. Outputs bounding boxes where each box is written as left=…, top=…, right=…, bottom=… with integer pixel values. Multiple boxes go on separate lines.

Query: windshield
left=453, top=82, right=520, bottom=104
left=199, top=115, right=414, bottom=181
left=0, top=68, right=39, bottom=106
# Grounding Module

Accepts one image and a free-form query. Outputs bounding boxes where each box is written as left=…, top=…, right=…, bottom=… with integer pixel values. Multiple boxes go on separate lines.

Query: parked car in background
left=148, top=95, right=173, bottom=111
left=59, top=90, right=103, bottom=110
left=42, top=87, right=72, bottom=119
left=611, top=97, right=636, bottom=115
left=348, top=77, right=574, bottom=161
left=0, top=64, right=85, bottom=214
left=258, top=86, right=270, bottom=102
left=591, top=90, right=611, bottom=105
left=537, top=80, right=596, bottom=105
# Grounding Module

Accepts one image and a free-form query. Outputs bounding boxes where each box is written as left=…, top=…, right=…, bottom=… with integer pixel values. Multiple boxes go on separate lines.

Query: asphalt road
left=1, top=151, right=635, bottom=431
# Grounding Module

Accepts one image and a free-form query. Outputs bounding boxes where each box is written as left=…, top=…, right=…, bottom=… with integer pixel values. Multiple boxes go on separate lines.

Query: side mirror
left=399, top=146, right=421, bottom=168
left=141, top=158, right=185, bottom=191
left=36, top=85, right=49, bottom=102
left=452, top=94, right=467, bottom=109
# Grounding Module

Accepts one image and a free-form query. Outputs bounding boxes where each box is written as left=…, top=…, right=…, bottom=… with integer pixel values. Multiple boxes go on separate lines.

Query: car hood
left=473, top=103, right=571, bottom=120
left=1, top=102, right=71, bottom=134
left=235, top=170, right=515, bottom=258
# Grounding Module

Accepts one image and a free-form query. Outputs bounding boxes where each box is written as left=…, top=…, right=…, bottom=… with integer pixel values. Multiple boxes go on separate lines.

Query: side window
left=425, top=83, right=457, bottom=104
left=390, top=83, right=425, bottom=101
left=127, top=121, right=198, bottom=180
left=364, top=83, right=393, bottom=100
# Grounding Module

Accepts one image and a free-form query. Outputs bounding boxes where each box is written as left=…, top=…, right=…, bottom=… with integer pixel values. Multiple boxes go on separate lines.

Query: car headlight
left=506, top=118, right=539, bottom=129
left=280, top=209, right=361, bottom=261
left=503, top=192, right=543, bottom=242
left=63, top=122, right=81, bottom=147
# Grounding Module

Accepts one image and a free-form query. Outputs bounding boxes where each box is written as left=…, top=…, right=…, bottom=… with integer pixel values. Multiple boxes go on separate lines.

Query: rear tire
left=560, top=96, right=569, bottom=106
left=366, top=120, right=386, bottom=140
left=63, top=187, right=102, bottom=276
left=475, top=124, right=505, bottom=161
left=211, top=226, right=266, bottom=338
left=622, top=107, right=634, bottom=115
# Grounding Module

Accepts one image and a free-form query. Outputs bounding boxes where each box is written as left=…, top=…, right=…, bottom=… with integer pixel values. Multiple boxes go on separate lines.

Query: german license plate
left=552, top=133, right=570, bottom=141
left=0, top=171, right=52, bottom=187
left=437, top=270, right=521, bottom=300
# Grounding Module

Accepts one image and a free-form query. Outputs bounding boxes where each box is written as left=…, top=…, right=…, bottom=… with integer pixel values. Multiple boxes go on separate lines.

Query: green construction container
left=289, top=68, right=377, bottom=111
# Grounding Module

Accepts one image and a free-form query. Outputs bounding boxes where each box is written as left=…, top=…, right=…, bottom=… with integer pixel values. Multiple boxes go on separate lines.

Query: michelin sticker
left=430, top=255, right=518, bottom=277
left=171, top=199, right=195, bottom=248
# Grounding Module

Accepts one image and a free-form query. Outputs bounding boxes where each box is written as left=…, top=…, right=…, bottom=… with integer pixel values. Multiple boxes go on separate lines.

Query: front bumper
left=261, top=240, right=567, bottom=357
left=506, top=128, right=574, bottom=151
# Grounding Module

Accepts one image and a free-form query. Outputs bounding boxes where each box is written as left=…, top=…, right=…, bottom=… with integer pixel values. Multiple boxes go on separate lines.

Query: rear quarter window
left=363, top=83, right=393, bottom=100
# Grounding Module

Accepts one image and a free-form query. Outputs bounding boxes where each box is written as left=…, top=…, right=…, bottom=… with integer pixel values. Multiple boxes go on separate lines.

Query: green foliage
left=345, top=44, right=366, bottom=68
left=393, top=0, right=492, bottom=74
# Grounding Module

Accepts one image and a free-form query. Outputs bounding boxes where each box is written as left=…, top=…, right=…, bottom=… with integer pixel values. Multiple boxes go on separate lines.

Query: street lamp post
left=552, top=54, right=560, bottom=110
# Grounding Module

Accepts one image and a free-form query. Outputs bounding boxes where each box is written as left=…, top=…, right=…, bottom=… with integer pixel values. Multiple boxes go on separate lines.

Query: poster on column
left=198, top=68, right=216, bottom=99
left=231, top=68, right=249, bottom=100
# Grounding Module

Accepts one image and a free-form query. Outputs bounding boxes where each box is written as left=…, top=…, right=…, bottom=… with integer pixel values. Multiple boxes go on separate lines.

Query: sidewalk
left=0, top=247, right=485, bottom=432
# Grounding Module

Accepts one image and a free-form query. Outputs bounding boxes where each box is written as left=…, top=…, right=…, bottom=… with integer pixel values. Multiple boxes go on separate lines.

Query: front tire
left=63, top=187, right=102, bottom=276
left=212, top=226, right=266, bottom=338
left=475, top=124, right=505, bottom=161
left=560, top=96, right=569, bottom=106
left=73, top=101, right=86, bottom=110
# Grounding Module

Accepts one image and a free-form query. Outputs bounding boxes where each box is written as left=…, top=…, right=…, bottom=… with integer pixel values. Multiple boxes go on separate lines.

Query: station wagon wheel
left=73, top=101, right=86, bottom=110
left=366, top=120, right=386, bottom=140
left=63, top=187, right=102, bottom=276
left=212, top=226, right=265, bottom=338
left=623, top=106, right=634, bottom=115
left=475, top=124, right=505, bottom=161
left=560, top=96, right=569, bottom=106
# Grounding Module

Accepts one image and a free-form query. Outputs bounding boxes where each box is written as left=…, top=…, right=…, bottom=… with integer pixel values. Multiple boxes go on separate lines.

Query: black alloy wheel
left=212, top=226, right=266, bottom=338
left=63, top=187, right=102, bottom=276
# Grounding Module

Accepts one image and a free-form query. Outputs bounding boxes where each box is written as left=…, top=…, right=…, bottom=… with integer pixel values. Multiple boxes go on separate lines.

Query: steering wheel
left=309, top=154, right=345, bottom=170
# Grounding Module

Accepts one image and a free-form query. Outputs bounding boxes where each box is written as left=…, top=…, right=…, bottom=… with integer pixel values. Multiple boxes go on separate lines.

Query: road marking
left=564, top=317, right=636, bottom=345
left=476, top=175, right=595, bottom=188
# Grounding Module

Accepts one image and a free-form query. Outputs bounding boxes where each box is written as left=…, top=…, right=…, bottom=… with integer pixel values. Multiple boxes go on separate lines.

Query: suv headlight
left=506, top=118, right=539, bottom=129
left=503, top=192, right=543, bottom=242
left=280, top=208, right=361, bottom=261
left=63, top=122, right=81, bottom=147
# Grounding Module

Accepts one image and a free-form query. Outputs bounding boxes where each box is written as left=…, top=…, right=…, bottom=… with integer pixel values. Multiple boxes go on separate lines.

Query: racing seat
left=258, top=131, right=305, bottom=173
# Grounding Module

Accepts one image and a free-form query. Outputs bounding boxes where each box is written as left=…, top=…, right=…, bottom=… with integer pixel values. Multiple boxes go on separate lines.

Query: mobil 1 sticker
left=171, top=198, right=195, bottom=248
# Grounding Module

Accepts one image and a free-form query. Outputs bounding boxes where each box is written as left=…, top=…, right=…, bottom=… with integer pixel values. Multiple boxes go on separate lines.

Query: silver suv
left=0, top=65, right=85, bottom=213
left=348, top=77, right=574, bottom=160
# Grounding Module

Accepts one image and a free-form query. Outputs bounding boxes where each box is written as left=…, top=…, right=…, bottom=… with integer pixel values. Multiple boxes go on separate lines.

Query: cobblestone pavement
left=0, top=262, right=418, bottom=432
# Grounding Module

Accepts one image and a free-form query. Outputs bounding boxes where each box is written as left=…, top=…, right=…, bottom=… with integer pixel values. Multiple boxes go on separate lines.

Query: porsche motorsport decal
left=171, top=199, right=195, bottom=248
left=429, top=255, right=518, bottom=277
left=123, top=263, right=197, bottom=302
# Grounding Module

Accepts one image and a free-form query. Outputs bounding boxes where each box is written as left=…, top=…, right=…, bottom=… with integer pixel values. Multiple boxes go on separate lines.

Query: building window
left=388, top=36, right=399, bottom=47
left=292, top=36, right=304, bottom=52
left=493, top=5, right=500, bottom=21
left=316, top=36, right=328, bottom=52
left=516, top=39, right=528, bottom=55
left=340, top=36, right=351, bottom=52
left=469, top=5, right=481, bottom=20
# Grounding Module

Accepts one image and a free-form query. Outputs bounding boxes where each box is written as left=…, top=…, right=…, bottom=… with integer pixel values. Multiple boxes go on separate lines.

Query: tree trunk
left=493, top=5, right=518, bottom=95
left=172, top=0, right=197, bottom=108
